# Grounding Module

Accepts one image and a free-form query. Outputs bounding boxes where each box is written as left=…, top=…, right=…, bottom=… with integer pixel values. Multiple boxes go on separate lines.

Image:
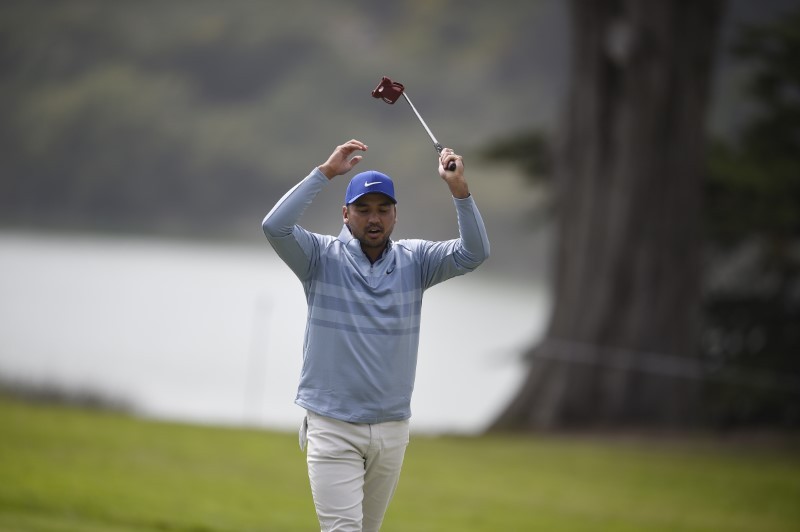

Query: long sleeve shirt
left=262, top=167, right=490, bottom=423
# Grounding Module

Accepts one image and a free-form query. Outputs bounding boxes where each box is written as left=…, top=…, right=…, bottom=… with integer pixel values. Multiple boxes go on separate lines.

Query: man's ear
left=342, top=205, right=349, bottom=224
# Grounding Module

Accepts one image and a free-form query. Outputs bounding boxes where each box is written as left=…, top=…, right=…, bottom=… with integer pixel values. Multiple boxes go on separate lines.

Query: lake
left=0, top=231, right=548, bottom=434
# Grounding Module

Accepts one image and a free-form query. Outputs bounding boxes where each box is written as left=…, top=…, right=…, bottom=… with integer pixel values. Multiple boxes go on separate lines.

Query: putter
left=371, top=76, right=457, bottom=171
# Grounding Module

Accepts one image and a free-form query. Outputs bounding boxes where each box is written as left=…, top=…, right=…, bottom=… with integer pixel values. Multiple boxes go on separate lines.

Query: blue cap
left=345, top=170, right=397, bottom=205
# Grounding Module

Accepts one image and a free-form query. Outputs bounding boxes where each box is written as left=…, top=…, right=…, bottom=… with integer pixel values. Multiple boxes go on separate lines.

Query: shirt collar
left=338, top=224, right=393, bottom=260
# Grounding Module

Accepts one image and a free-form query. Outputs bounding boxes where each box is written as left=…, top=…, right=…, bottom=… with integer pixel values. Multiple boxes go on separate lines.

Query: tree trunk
left=492, top=0, right=725, bottom=431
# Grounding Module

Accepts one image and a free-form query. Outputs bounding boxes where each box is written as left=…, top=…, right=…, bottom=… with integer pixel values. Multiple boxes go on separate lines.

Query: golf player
left=262, top=139, right=489, bottom=531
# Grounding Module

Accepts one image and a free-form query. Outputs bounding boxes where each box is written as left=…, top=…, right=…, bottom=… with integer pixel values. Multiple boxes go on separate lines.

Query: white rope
left=528, top=337, right=800, bottom=393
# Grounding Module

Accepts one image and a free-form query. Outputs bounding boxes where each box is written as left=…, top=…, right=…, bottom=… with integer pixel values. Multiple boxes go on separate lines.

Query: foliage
left=0, top=375, right=133, bottom=413
left=702, top=7, right=800, bottom=427
left=0, top=1, right=560, bottom=238
left=480, top=129, right=553, bottom=180
left=2, top=397, right=799, bottom=532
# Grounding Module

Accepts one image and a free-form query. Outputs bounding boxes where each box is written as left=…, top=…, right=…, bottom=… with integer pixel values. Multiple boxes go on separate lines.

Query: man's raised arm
left=262, top=139, right=367, bottom=238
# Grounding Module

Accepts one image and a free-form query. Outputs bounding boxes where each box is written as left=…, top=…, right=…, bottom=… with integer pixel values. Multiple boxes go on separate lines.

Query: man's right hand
left=318, top=139, right=368, bottom=180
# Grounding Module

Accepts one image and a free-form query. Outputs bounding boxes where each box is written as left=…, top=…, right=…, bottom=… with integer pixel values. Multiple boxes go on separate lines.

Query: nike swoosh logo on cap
left=364, top=181, right=382, bottom=187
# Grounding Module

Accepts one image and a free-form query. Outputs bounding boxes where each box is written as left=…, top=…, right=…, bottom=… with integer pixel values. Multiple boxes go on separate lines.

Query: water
left=0, top=231, right=548, bottom=434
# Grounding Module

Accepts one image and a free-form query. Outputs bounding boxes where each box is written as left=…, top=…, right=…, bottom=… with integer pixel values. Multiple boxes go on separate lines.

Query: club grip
left=435, top=144, right=458, bottom=171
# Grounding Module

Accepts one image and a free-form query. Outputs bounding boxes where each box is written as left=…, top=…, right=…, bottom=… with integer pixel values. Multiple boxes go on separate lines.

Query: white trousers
left=302, top=410, right=410, bottom=532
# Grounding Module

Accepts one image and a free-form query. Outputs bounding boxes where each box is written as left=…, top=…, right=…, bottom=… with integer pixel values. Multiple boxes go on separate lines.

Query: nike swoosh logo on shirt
left=364, top=181, right=382, bottom=187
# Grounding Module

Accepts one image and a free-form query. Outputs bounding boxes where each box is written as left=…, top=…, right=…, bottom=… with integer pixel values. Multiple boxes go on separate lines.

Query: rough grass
left=1, top=396, right=798, bottom=531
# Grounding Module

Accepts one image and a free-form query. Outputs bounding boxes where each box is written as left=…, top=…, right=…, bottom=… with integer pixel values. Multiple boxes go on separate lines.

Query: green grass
left=1, top=397, right=798, bottom=532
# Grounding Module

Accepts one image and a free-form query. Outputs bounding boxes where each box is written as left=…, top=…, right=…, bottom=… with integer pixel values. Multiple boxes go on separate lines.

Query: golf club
left=371, top=76, right=457, bottom=171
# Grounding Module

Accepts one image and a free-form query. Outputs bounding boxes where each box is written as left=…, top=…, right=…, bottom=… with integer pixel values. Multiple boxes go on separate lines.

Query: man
left=261, top=139, right=489, bottom=531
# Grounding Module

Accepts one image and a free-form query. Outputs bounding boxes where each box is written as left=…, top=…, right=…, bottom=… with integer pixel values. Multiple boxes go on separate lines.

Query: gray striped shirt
left=262, top=168, right=490, bottom=423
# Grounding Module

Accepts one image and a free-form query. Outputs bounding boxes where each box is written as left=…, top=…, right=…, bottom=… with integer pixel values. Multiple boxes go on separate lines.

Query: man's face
left=343, top=193, right=397, bottom=256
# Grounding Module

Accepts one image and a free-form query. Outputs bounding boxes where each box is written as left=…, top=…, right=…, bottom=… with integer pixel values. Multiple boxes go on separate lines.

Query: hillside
left=0, top=0, right=795, bottom=280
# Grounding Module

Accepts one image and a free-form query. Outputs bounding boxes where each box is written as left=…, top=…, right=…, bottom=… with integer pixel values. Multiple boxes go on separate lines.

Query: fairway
left=1, top=397, right=798, bottom=532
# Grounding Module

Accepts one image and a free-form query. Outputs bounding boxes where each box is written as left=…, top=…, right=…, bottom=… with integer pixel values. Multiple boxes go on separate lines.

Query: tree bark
left=491, top=0, right=725, bottom=431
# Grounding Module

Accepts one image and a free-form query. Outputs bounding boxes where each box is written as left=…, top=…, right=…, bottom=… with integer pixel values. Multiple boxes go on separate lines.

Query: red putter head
left=371, top=76, right=405, bottom=104
left=370, top=75, right=458, bottom=172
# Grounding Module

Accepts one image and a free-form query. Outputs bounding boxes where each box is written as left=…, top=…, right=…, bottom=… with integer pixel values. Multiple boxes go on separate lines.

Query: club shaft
left=401, top=92, right=441, bottom=152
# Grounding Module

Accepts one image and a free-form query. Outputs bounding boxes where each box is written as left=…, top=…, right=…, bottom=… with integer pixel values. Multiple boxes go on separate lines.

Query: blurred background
left=0, top=0, right=798, bottom=434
